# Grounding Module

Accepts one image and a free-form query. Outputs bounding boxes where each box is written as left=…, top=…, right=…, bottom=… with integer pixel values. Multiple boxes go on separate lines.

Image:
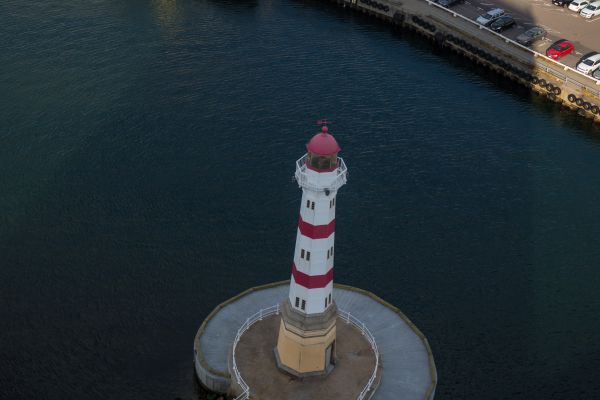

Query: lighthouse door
left=325, top=343, right=333, bottom=368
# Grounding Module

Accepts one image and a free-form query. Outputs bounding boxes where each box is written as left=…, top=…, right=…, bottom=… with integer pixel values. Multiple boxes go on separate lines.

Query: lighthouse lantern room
left=274, top=124, right=348, bottom=377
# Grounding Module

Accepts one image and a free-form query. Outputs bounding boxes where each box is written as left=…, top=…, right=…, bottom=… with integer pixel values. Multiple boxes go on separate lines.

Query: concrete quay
left=193, top=281, right=436, bottom=399
left=331, top=0, right=600, bottom=123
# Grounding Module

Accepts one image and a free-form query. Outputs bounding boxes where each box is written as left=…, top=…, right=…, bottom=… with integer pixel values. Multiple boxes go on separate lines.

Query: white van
left=568, top=0, right=589, bottom=11
left=476, top=8, right=505, bottom=26
left=580, top=1, right=600, bottom=18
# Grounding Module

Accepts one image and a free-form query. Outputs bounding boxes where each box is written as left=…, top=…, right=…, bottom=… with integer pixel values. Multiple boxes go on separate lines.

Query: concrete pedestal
left=193, top=281, right=437, bottom=400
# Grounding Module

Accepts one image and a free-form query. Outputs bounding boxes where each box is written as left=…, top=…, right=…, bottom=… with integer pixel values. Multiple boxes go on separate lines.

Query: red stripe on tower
left=298, top=216, right=336, bottom=239
left=291, top=263, right=334, bottom=289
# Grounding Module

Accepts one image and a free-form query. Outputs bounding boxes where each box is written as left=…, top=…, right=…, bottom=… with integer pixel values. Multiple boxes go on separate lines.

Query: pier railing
left=338, top=308, right=380, bottom=400
left=294, top=154, right=348, bottom=192
left=231, top=305, right=380, bottom=400
left=231, top=304, right=280, bottom=400
left=420, top=0, right=600, bottom=97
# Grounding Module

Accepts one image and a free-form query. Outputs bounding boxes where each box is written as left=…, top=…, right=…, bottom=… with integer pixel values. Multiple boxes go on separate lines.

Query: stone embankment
left=333, top=0, right=600, bottom=123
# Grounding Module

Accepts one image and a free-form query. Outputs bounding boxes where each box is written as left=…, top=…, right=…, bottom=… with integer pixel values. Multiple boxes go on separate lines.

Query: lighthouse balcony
left=295, top=154, right=347, bottom=192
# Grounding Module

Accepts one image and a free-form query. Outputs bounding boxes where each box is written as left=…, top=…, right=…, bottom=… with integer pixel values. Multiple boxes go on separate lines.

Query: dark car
left=553, top=0, right=574, bottom=6
left=515, top=26, right=547, bottom=46
left=490, top=15, right=516, bottom=32
left=437, top=0, right=463, bottom=7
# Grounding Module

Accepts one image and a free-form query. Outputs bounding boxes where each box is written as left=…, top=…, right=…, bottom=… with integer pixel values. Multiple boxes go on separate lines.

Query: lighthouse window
left=325, top=298, right=328, bottom=308
left=295, top=297, right=300, bottom=308
left=301, top=249, right=305, bottom=259
left=329, top=293, right=332, bottom=303
left=327, top=249, right=330, bottom=259
left=333, top=197, right=335, bottom=206
left=311, top=202, right=315, bottom=210
left=306, top=200, right=310, bottom=208
left=301, top=300, right=306, bottom=311
left=306, top=251, right=311, bottom=261
left=309, top=154, right=338, bottom=170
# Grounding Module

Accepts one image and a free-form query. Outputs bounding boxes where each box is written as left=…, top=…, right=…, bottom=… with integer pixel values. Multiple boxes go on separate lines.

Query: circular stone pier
left=194, top=281, right=437, bottom=399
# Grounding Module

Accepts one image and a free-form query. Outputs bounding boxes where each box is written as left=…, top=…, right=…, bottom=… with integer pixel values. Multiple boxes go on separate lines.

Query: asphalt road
left=441, top=0, right=600, bottom=70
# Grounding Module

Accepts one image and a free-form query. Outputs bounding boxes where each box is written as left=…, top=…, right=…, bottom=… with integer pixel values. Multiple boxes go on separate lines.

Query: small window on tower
left=306, top=251, right=311, bottom=261
left=331, top=246, right=334, bottom=256
left=301, top=249, right=305, bottom=259
left=311, top=202, right=315, bottom=210
left=295, top=297, right=300, bottom=308
left=301, top=300, right=306, bottom=311
left=329, top=293, right=332, bottom=303
left=306, top=200, right=310, bottom=208
left=333, top=197, right=336, bottom=206
left=325, top=298, right=328, bottom=308
left=327, top=249, right=330, bottom=259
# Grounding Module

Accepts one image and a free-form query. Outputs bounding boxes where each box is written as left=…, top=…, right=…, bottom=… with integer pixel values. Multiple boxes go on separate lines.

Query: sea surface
left=1, top=1, right=600, bottom=399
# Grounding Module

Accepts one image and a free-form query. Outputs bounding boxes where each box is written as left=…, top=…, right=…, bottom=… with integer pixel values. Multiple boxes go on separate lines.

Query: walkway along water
left=329, top=0, right=600, bottom=123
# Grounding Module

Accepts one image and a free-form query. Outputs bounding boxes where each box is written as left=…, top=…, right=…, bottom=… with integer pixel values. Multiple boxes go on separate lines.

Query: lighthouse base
left=193, top=281, right=437, bottom=399
left=274, top=299, right=337, bottom=377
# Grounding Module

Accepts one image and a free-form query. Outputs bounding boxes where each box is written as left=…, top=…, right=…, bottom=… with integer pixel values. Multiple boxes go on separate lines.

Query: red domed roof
left=306, top=126, right=341, bottom=156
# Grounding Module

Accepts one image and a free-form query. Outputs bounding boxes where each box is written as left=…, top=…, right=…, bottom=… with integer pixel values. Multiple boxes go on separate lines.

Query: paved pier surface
left=194, top=281, right=436, bottom=399
left=345, top=0, right=600, bottom=120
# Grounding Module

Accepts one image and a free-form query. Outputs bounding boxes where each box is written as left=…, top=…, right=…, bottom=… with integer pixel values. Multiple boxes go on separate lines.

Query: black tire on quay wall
left=568, top=94, right=577, bottom=103
left=532, top=77, right=539, bottom=84
left=583, top=102, right=592, bottom=111
left=545, top=83, right=554, bottom=92
left=591, top=105, right=600, bottom=115
left=576, top=98, right=584, bottom=106
left=553, top=87, right=561, bottom=95
left=548, top=93, right=557, bottom=101
left=538, top=79, right=546, bottom=87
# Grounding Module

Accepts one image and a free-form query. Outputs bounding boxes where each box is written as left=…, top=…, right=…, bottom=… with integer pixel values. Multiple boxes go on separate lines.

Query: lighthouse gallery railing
left=231, top=304, right=379, bottom=400
left=294, top=154, right=348, bottom=192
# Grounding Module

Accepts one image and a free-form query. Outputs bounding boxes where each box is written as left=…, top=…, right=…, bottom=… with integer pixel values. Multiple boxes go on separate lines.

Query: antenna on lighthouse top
left=316, top=118, right=330, bottom=134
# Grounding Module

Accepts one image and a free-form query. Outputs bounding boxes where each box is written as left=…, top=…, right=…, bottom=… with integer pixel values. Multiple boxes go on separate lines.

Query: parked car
left=553, top=0, right=574, bottom=6
left=568, top=0, right=589, bottom=11
left=490, top=15, right=516, bottom=32
left=580, top=1, right=600, bottom=17
left=577, top=53, right=600, bottom=74
left=437, top=0, right=463, bottom=7
left=476, top=8, right=505, bottom=26
left=516, top=26, right=547, bottom=46
left=546, top=39, right=575, bottom=59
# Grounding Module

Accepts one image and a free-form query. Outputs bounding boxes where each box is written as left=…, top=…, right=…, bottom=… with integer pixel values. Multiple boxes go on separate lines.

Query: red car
left=546, top=39, right=575, bottom=60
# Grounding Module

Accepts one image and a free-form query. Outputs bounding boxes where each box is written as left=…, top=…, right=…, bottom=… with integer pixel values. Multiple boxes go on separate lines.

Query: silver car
left=476, top=8, right=505, bottom=26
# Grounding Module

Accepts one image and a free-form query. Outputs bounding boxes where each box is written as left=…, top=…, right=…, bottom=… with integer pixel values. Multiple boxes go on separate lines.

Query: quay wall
left=330, top=0, right=600, bottom=123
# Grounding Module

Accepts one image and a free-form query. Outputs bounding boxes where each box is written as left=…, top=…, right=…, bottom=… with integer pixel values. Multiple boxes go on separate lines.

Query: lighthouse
left=195, top=121, right=437, bottom=399
left=274, top=124, right=348, bottom=377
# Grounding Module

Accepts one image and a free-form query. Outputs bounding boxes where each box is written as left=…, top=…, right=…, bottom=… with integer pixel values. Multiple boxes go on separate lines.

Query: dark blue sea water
left=2, top=1, right=600, bottom=399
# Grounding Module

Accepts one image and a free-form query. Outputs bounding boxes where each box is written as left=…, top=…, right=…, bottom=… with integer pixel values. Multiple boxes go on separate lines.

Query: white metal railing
left=338, top=308, right=380, bottom=400
left=421, top=0, right=600, bottom=95
left=230, top=305, right=379, bottom=400
left=231, top=304, right=280, bottom=400
left=294, top=154, right=348, bottom=192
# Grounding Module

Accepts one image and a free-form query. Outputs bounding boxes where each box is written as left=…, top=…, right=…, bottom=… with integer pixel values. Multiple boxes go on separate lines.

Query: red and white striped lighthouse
left=275, top=123, right=348, bottom=376
left=288, top=125, right=347, bottom=314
